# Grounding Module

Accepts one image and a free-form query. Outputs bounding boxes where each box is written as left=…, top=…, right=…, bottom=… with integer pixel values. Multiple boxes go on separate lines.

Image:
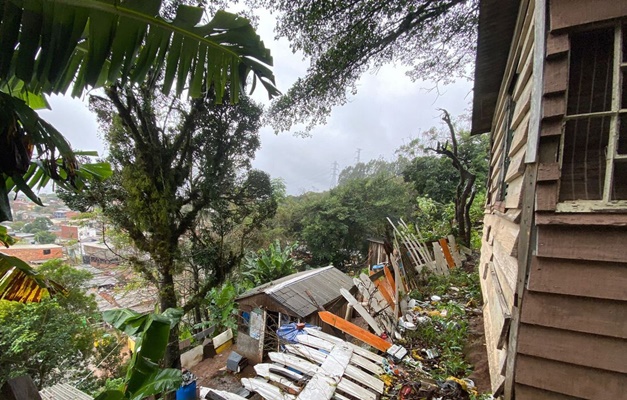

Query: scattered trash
left=425, top=348, right=439, bottom=359
left=176, top=369, right=197, bottom=400
left=226, top=351, right=247, bottom=373
left=431, top=295, right=442, bottom=302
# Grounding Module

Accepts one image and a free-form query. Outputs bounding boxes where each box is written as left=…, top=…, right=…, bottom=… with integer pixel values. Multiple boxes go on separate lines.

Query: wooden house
left=235, top=266, right=355, bottom=363
left=472, top=0, right=627, bottom=398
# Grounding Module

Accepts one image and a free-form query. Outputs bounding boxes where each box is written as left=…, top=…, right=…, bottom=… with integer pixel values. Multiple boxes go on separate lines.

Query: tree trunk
left=159, top=267, right=181, bottom=400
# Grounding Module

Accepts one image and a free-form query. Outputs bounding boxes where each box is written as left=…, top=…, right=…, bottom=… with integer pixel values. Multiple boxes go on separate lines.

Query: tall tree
left=0, top=0, right=278, bottom=300
left=420, top=110, right=487, bottom=245
left=253, top=0, right=478, bottom=133
left=60, top=83, right=272, bottom=373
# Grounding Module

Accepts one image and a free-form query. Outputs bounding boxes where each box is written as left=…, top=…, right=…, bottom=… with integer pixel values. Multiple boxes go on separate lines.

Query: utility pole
left=355, top=148, right=362, bottom=164
left=331, top=161, right=339, bottom=188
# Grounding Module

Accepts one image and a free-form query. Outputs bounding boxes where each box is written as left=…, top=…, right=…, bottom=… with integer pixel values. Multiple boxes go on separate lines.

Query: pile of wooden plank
left=388, top=218, right=464, bottom=276
left=240, top=328, right=385, bottom=400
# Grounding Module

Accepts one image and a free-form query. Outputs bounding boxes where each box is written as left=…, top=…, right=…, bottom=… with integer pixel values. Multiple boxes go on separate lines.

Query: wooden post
left=439, top=238, right=456, bottom=269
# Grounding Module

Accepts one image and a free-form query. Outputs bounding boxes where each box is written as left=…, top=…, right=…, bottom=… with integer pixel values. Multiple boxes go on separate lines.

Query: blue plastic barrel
left=175, top=381, right=196, bottom=400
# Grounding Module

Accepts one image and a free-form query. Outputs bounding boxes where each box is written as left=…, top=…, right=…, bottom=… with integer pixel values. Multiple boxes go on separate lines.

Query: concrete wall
left=236, top=333, right=263, bottom=364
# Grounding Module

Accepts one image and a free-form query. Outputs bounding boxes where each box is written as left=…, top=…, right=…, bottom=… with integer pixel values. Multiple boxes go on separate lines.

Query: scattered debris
left=226, top=351, right=248, bottom=373
left=201, top=230, right=489, bottom=400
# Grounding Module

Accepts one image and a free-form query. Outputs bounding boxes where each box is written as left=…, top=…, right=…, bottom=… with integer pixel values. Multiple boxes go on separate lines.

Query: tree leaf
left=0, top=0, right=280, bottom=101
left=128, top=368, right=182, bottom=400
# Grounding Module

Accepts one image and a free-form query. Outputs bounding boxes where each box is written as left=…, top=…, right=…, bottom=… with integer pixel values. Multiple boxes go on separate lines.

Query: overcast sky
left=38, top=11, right=473, bottom=195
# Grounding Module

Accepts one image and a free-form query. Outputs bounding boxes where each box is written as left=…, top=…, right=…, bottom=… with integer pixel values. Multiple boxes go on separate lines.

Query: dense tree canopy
left=0, top=260, right=98, bottom=389
left=253, top=0, right=478, bottom=133
left=59, top=83, right=275, bottom=371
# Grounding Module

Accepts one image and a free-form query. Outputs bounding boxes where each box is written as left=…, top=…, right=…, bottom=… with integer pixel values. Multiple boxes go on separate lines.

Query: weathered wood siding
left=480, top=0, right=627, bottom=398
left=479, top=0, right=535, bottom=392
left=512, top=2, right=627, bottom=398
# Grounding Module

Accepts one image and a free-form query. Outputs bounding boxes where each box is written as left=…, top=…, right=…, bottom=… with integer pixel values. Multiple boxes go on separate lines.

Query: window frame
left=557, top=22, right=627, bottom=212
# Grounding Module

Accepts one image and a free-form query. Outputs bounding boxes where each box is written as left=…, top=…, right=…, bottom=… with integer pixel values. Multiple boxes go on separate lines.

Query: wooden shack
left=367, top=238, right=389, bottom=267
left=235, top=266, right=356, bottom=364
left=472, top=1, right=627, bottom=398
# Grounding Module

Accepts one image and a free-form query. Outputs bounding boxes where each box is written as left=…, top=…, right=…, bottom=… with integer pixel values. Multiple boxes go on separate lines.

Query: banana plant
left=0, top=0, right=278, bottom=299
left=95, top=307, right=185, bottom=400
left=0, top=253, right=66, bottom=302
left=0, top=0, right=279, bottom=221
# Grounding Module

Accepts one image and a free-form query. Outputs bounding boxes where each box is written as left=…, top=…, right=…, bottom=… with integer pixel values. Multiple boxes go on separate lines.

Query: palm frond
left=0, top=0, right=279, bottom=103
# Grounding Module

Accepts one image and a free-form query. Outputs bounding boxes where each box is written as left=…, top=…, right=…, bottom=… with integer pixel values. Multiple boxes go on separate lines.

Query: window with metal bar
left=559, top=24, right=627, bottom=207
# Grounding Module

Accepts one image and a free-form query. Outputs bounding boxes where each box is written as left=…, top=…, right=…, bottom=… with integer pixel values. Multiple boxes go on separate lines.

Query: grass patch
left=404, top=266, right=485, bottom=385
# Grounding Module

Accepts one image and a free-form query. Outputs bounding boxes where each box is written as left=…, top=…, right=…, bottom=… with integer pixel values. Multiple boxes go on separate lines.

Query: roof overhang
left=471, top=0, right=521, bottom=135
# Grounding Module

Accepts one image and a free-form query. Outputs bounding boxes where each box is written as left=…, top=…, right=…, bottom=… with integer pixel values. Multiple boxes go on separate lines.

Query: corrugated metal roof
left=40, top=383, right=93, bottom=400
left=237, top=266, right=354, bottom=318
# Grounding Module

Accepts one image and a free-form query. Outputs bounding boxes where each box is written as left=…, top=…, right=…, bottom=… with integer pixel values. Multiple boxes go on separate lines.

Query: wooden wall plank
left=537, top=225, right=627, bottom=263
left=528, top=256, right=627, bottom=301
left=492, top=239, right=517, bottom=309
left=504, top=175, right=524, bottom=209
left=515, top=384, right=580, bottom=400
left=509, top=116, right=529, bottom=157
left=505, top=149, right=526, bottom=183
left=536, top=212, right=627, bottom=226
left=535, top=183, right=557, bottom=211
left=487, top=264, right=512, bottom=349
left=540, top=120, right=562, bottom=137
left=536, top=163, right=560, bottom=182
left=542, top=94, right=566, bottom=120
left=489, top=214, right=520, bottom=258
left=550, top=0, right=627, bottom=31
left=520, top=291, right=627, bottom=339
left=545, top=33, right=569, bottom=58
left=543, top=56, right=568, bottom=95
left=518, top=324, right=627, bottom=373
left=515, top=355, right=626, bottom=399
left=481, top=292, right=507, bottom=393
left=512, top=79, right=532, bottom=131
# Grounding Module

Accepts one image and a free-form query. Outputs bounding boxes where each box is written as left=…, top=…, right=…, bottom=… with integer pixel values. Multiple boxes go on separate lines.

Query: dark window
left=43, top=249, right=51, bottom=255
left=560, top=25, right=627, bottom=202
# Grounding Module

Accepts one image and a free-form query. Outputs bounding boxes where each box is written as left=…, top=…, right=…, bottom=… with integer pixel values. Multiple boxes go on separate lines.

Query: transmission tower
left=355, top=148, right=362, bottom=164
left=331, top=161, right=339, bottom=187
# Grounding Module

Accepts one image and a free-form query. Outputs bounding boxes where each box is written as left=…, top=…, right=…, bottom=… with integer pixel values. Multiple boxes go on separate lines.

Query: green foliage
left=0, top=260, right=99, bottom=388
left=203, top=282, right=239, bottom=333
left=242, top=240, right=301, bottom=286
left=412, top=196, right=454, bottom=242
left=22, top=217, right=52, bottom=233
left=301, top=173, right=415, bottom=268
left=400, top=116, right=489, bottom=245
left=96, top=308, right=184, bottom=400
left=0, top=0, right=277, bottom=251
left=34, top=230, right=56, bottom=244
left=255, top=0, right=478, bottom=133
left=406, top=267, right=483, bottom=381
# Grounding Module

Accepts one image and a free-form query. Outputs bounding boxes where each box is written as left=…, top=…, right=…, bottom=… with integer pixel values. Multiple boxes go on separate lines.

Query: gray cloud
left=37, top=10, right=474, bottom=196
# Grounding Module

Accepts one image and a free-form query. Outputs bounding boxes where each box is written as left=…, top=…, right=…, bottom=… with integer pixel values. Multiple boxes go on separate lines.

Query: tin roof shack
left=235, top=266, right=356, bottom=364
left=473, top=1, right=627, bottom=398
left=82, top=242, right=120, bottom=268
